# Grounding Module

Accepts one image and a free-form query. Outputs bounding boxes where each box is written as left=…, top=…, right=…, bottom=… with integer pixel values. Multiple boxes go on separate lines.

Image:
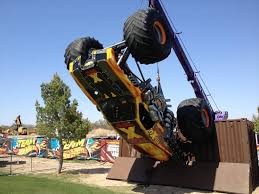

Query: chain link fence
left=0, top=154, right=56, bottom=176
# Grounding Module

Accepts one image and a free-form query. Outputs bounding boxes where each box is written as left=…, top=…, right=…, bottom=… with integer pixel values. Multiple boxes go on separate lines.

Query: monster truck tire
left=176, top=98, right=215, bottom=143
left=64, top=37, right=103, bottom=69
left=123, top=8, right=172, bottom=64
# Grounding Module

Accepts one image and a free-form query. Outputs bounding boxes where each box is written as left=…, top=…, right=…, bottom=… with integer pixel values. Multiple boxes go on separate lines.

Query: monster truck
left=64, top=3, right=216, bottom=161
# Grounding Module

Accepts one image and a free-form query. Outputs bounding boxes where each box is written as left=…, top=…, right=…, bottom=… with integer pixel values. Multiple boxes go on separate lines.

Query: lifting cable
left=160, top=0, right=220, bottom=111
left=156, top=63, right=160, bottom=83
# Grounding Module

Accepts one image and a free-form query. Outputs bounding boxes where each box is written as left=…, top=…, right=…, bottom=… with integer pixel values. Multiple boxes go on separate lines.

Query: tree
left=252, top=107, right=259, bottom=133
left=35, top=74, right=90, bottom=174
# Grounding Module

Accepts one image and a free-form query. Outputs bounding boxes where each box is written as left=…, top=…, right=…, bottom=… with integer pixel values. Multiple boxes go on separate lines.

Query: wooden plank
left=107, top=157, right=251, bottom=194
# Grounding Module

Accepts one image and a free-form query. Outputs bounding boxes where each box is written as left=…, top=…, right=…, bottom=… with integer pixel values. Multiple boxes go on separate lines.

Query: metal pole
left=10, top=154, right=12, bottom=175
left=31, top=157, right=32, bottom=172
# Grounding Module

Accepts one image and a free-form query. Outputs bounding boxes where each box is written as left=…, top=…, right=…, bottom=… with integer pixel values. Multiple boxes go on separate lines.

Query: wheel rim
left=154, top=21, right=166, bottom=45
left=201, top=109, right=210, bottom=128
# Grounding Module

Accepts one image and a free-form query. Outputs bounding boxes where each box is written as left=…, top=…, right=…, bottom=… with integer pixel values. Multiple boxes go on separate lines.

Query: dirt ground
left=0, top=155, right=257, bottom=194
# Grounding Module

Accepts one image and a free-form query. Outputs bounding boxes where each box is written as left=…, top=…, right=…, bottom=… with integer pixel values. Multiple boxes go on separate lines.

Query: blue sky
left=0, top=0, right=258, bottom=125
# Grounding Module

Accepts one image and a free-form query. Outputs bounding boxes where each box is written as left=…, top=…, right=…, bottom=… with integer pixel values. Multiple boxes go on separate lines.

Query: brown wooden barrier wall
left=119, top=119, right=259, bottom=188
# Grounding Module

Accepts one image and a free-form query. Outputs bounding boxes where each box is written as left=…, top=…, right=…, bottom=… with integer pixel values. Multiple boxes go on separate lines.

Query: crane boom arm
left=149, top=0, right=214, bottom=113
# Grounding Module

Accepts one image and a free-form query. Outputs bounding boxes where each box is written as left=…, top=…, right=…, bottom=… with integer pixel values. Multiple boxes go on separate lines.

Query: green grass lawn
left=0, top=175, right=117, bottom=194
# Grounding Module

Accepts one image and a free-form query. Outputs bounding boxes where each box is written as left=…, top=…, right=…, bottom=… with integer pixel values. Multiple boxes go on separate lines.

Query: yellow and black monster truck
left=64, top=6, right=215, bottom=161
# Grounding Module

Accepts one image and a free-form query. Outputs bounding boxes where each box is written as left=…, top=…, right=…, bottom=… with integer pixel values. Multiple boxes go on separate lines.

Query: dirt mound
left=87, top=128, right=118, bottom=138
